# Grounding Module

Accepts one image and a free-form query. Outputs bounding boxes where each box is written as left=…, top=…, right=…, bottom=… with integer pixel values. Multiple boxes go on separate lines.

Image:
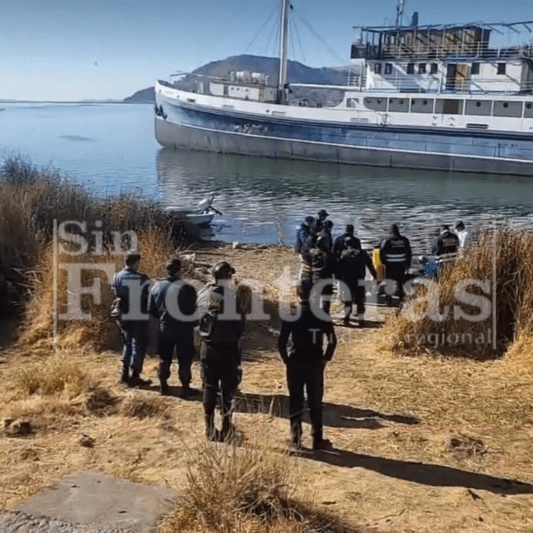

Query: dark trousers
left=385, top=266, right=407, bottom=300
left=286, top=357, right=325, bottom=444
left=200, top=342, right=240, bottom=433
left=120, top=321, right=149, bottom=374
left=158, top=329, right=194, bottom=386
left=341, top=282, right=365, bottom=317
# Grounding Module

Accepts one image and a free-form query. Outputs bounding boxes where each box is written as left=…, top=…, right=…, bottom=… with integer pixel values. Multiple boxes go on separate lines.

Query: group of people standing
left=295, top=210, right=412, bottom=326
left=112, top=253, right=245, bottom=443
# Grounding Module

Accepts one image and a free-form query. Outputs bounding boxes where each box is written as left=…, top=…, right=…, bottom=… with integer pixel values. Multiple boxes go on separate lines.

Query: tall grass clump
left=163, top=439, right=359, bottom=533
left=382, top=224, right=533, bottom=363
left=0, top=155, right=198, bottom=341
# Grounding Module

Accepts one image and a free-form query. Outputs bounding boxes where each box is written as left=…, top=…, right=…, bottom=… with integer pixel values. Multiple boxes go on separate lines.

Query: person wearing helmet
left=379, top=224, right=412, bottom=302
left=148, top=257, right=198, bottom=397
left=112, top=251, right=152, bottom=388
left=197, top=261, right=245, bottom=442
left=315, top=209, right=330, bottom=233
left=337, top=237, right=377, bottom=326
left=278, top=278, right=337, bottom=452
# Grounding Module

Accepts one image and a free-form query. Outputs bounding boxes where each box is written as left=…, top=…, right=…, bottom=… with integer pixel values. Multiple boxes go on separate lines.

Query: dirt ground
left=1, top=244, right=533, bottom=532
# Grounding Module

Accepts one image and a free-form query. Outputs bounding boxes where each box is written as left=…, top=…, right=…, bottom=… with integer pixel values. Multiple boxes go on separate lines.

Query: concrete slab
left=15, top=471, right=179, bottom=533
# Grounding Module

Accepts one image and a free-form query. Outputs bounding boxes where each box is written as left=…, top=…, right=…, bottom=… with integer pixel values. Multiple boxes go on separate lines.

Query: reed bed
left=382, top=224, right=533, bottom=367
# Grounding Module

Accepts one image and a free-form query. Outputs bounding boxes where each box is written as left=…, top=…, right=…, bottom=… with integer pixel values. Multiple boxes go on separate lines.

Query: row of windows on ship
left=348, top=97, right=533, bottom=117
left=372, top=62, right=506, bottom=76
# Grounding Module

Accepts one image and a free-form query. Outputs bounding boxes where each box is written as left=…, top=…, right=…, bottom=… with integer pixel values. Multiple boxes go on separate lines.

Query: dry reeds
left=163, top=437, right=359, bottom=533
left=382, top=224, right=533, bottom=365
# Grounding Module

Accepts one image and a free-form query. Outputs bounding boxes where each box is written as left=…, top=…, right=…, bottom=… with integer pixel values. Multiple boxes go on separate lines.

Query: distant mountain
left=123, top=55, right=350, bottom=104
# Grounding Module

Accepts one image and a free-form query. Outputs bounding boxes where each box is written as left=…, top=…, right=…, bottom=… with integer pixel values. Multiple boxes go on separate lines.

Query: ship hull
left=155, top=93, right=533, bottom=176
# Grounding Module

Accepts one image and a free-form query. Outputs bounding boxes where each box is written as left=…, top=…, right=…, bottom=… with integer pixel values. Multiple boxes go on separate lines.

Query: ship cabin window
left=374, top=63, right=382, bottom=74
left=347, top=98, right=359, bottom=108
left=497, top=63, right=506, bottom=75
left=407, top=63, right=415, bottom=74
left=435, top=99, right=464, bottom=115
left=430, top=63, right=438, bottom=75
left=363, top=97, right=387, bottom=111
left=524, top=102, right=533, bottom=118
left=385, top=63, right=393, bottom=75
left=493, top=101, right=523, bottom=118
left=418, top=63, right=426, bottom=75
left=471, top=63, right=480, bottom=75
left=411, top=98, right=434, bottom=114
left=465, top=100, right=492, bottom=116
left=388, top=98, right=409, bottom=112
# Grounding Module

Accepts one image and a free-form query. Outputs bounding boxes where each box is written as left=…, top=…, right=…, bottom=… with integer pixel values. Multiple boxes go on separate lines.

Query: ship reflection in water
left=156, top=147, right=533, bottom=253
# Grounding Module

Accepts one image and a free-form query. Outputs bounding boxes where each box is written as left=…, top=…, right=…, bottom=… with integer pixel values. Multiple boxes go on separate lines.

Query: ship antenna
left=277, top=0, right=291, bottom=104
left=396, top=0, right=406, bottom=28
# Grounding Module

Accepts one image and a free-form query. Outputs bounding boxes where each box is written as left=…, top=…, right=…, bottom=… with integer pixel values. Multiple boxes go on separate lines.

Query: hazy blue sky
left=1, top=0, right=532, bottom=101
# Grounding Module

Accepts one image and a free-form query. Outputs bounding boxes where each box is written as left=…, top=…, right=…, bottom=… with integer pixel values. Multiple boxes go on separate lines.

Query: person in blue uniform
left=278, top=278, right=337, bottom=452
left=315, top=209, right=330, bottom=233
left=148, top=258, right=198, bottom=396
left=112, top=251, right=152, bottom=388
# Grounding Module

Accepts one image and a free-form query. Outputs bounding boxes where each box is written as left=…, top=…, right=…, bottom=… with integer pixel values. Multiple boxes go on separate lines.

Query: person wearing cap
left=306, top=235, right=336, bottom=315
left=197, top=261, right=246, bottom=442
left=315, top=209, right=330, bottom=233
left=112, top=251, right=152, bottom=388
left=295, top=216, right=316, bottom=254
left=338, top=237, right=377, bottom=326
left=432, top=225, right=460, bottom=266
left=278, top=278, right=337, bottom=452
left=333, top=224, right=360, bottom=262
left=148, top=257, right=198, bottom=396
left=379, top=224, right=412, bottom=302
left=454, top=220, right=471, bottom=250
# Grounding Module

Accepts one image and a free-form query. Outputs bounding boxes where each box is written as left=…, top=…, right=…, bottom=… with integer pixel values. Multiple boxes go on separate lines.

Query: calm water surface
left=2, top=102, right=533, bottom=253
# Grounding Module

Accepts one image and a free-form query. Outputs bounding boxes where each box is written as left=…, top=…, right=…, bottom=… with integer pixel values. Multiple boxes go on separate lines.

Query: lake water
left=2, top=102, right=533, bottom=253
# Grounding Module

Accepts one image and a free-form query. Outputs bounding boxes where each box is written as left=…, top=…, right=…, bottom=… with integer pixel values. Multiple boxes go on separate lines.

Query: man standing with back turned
left=278, top=279, right=337, bottom=452
left=112, top=251, right=152, bottom=388
left=197, top=261, right=245, bottom=442
left=148, top=258, right=198, bottom=396
left=380, top=224, right=412, bottom=303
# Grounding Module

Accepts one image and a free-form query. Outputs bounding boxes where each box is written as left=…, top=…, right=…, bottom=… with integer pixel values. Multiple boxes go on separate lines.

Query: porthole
left=527, top=103, right=532, bottom=109
left=503, top=102, right=509, bottom=108
left=377, top=99, right=382, bottom=104
left=399, top=100, right=404, bottom=104
left=476, top=102, right=481, bottom=107
left=423, top=100, right=428, bottom=105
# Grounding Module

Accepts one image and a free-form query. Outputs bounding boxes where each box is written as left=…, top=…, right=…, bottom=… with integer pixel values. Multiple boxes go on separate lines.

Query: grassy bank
left=1, top=157, right=533, bottom=531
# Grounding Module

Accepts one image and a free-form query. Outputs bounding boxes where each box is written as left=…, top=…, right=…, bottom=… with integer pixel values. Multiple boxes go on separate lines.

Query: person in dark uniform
left=112, top=251, right=152, bottom=388
left=306, top=235, right=336, bottom=315
left=333, top=224, right=360, bottom=262
left=338, top=237, right=377, bottom=326
left=278, top=278, right=337, bottom=452
left=317, top=220, right=334, bottom=251
left=432, top=225, right=460, bottom=273
left=379, top=224, right=412, bottom=302
left=148, top=258, right=198, bottom=396
left=197, top=262, right=245, bottom=442
left=315, top=209, right=330, bottom=233
left=295, top=216, right=316, bottom=254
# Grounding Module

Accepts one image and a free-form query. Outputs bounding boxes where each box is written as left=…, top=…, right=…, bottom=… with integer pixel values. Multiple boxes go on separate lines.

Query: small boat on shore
left=164, top=196, right=221, bottom=226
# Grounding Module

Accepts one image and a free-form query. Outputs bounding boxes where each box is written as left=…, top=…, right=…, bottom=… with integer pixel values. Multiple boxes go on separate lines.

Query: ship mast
left=277, top=0, right=291, bottom=104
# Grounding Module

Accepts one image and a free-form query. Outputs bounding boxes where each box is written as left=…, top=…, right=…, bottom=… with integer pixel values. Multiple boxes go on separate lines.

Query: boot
left=130, top=371, right=152, bottom=388
left=160, top=381, right=170, bottom=396
left=221, top=414, right=234, bottom=443
left=180, top=381, right=193, bottom=398
left=290, top=423, right=302, bottom=453
left=205, top=413, right=220, bottom=442
left=120, top=366, right=130, bottom=386
left=312, top=428, right=324, bottom=451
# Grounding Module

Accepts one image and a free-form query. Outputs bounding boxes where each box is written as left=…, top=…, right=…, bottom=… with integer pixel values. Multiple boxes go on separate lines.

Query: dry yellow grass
left=2, top=229, right=533, bottom=531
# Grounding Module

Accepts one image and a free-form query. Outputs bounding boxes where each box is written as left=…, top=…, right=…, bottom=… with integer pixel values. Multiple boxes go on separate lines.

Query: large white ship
left=155, top=1, right=533, bottom=175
